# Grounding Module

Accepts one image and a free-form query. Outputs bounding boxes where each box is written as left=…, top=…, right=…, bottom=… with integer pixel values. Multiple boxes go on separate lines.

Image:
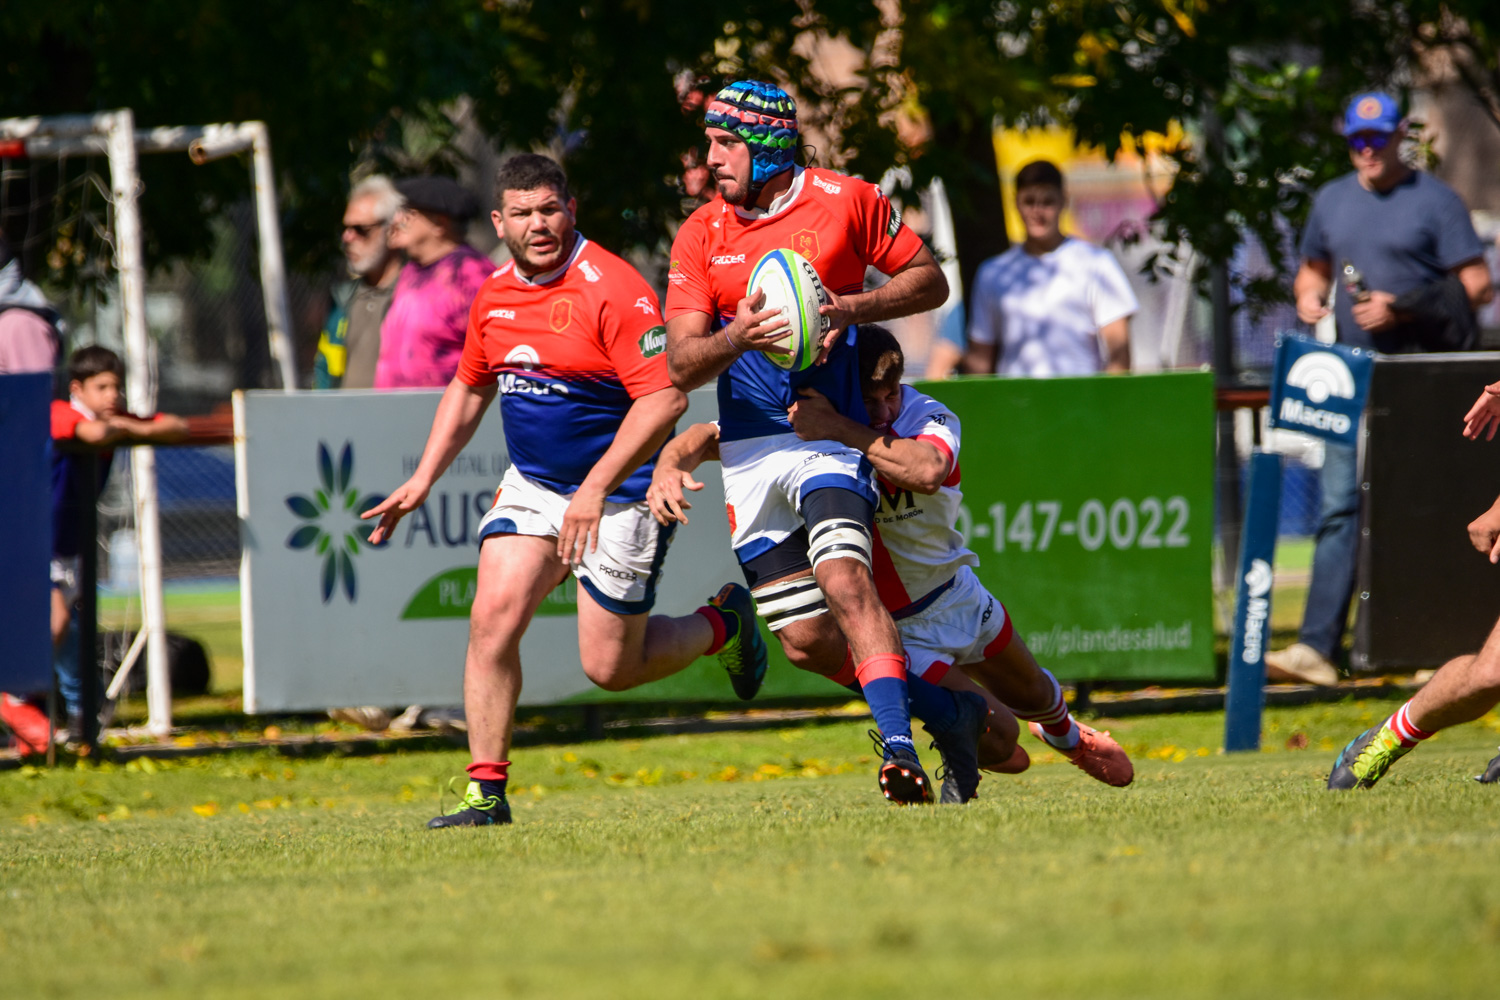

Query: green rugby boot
left=427, top=780, right=512, bottom=828
left=710, top=583, right=768, bottom=701
left=1327, top=723, right=1412, bottom=790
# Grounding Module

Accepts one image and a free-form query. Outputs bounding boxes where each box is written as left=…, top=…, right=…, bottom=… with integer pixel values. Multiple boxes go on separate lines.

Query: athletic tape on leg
left=808, top=517, right=873, bottom=570
left=752, top=575, right=828, bottom=632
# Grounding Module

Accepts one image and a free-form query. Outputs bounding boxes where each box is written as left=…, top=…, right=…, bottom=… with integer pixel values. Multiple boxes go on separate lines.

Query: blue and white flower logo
left=285, top=441, right=385, bottom=603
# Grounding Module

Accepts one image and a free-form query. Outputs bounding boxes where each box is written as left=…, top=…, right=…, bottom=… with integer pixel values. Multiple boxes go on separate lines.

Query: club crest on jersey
left=637, top=326, right=666, bottom=358
left=578, top=259, right=603, bottom=283
left=550, top=299, right=573, bottom=332
left=634, top=296, right=658, bottom=316
left=811, top=175, right=842, bottom=196
left=791, top=229, right=820, bottom=262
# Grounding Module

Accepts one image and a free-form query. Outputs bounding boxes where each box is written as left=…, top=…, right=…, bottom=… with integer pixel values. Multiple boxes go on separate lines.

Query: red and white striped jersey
left=869, top=385, right=978, bottom=612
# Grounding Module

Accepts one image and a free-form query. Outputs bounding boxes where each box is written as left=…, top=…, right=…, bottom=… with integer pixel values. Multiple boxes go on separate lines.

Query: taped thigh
left=802, top=486, right=874, bottom=571
left=751, top=574, right=828, bottom=632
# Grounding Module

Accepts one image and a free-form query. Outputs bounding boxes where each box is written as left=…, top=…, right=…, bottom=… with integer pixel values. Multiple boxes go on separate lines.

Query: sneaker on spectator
left=1263, top=643, right=1340, bottom=686
left=328, top=707, right=392, bottom=731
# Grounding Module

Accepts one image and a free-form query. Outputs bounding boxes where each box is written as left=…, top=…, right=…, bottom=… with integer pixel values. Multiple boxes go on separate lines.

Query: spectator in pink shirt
left=374, top=176, right=492, bottom=389
left=0, top=228, right=61, bottom=376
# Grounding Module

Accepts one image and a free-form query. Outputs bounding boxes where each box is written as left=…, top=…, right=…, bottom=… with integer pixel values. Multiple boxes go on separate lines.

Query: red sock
left=466, top=760, right=510, bottom=782
left=829, top=648, right=859, bottom=687
left=854, top=653, right=907, bottom=684
left=695, top=605, right=728, bottom=655
left=1388, top=703, right=1433, bottom=748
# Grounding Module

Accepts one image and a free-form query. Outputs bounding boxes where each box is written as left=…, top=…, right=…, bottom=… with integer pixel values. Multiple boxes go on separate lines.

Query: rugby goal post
left=0, top=108, right=296, bottom=737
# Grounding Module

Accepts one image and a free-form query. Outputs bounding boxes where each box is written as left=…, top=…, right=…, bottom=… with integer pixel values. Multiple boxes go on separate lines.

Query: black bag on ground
left=100, top=632, right=212, bottom=697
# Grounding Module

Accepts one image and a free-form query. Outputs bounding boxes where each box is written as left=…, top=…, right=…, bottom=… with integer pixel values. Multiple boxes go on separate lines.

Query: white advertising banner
left=234, top=389, right=739, bottom=712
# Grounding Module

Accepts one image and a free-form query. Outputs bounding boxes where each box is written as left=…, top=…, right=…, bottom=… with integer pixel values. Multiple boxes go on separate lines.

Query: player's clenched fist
left=1467, top=496, right=1500, bottom=564
left=362, top=478, right=431, bottom=546
left=725, top=288, right=790, bottom=353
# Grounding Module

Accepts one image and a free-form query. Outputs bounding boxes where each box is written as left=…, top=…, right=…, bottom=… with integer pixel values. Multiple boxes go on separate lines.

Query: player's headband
left=704, top=80, right=799, bottom=189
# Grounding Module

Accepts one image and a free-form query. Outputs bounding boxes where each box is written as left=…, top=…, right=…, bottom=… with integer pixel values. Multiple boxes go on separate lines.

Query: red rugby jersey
left=664, top=167, right=924, bottom=441
left=455, top=236, right=672, bottom=501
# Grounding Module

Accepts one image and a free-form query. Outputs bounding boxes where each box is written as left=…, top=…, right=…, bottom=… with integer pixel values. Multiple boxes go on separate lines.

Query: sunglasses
left=1347, top=133, right=1392, bottom=153
left=342, top=221, right=387, bottom=238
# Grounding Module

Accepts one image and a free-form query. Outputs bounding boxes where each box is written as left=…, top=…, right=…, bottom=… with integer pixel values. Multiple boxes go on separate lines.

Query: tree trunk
left=935, top=120, right=1010, bottom=320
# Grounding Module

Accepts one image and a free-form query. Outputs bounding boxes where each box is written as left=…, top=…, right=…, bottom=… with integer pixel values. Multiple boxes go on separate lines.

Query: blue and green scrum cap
left=703, top=80, right=799, bottom=191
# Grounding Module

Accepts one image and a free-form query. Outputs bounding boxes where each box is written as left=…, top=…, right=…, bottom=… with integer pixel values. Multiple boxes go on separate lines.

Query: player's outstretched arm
left=364, top=378, right=496, bottom=544
left=1463, top=380, right=1500, bottom=441
left=665, top=294, right=790, bottom=391
left=788, top=388, right=950, bottom=494
left=647, top=422, right=721, bottom=526
left=558, top=386, right=688, bottom=564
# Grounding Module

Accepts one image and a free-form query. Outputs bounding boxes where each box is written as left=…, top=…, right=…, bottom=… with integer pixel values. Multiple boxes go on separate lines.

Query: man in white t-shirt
left=963, top=160, right=1138, bottom=376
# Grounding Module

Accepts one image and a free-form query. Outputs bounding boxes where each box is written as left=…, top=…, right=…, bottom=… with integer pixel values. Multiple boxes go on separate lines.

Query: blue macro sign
left=1267, top=334, right=1374, bottom=446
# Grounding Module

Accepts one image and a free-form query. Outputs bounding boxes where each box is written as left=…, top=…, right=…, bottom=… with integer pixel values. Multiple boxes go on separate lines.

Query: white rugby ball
left=746, top=248, right=829, bottom=371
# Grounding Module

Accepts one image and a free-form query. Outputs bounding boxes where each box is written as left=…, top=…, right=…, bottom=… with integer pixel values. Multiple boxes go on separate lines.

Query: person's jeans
left=53, top=615, right=81, bottom=720
left=1299, top=441, right=1360, bottom=661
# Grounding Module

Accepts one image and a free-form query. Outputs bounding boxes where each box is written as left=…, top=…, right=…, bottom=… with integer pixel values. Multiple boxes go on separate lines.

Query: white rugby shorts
left=475, top=466, right=675, bottom=614
left=718, top=431, right=876, bottom=564
left=896, top=566, right=1014, bottom=681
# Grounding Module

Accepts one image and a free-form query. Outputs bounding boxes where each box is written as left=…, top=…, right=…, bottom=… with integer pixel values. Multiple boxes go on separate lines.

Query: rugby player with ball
left=664, top=80, right=970, bottom=804
left=650, top=327, right=1136, bottom=801
left=365, top=155, right=767, bottom=827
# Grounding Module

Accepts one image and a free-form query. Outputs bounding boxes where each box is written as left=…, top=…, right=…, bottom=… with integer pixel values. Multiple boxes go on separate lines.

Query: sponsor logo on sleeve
left=578, top=259, right=603, bottom=283
left=637, top=326, right=667, bottom=358
left=634, top=295, right=658, bottom=316
left=811, top=175, right=842, bottom=196
left=887, top=206, right=903, bottom=238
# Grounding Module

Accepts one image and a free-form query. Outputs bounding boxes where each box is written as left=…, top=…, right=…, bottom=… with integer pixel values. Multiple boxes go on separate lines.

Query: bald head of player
left=491, top=154, right=580, bottom=277
left=703, top=80, right=799, bottom=208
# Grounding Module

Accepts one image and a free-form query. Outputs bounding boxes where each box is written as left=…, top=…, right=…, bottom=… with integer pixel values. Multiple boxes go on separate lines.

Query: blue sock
left=905, top=674, right=960, bottom=733
left=477, top=778, right=508, bottom=802
left=862, top=676, right=914, bottom=750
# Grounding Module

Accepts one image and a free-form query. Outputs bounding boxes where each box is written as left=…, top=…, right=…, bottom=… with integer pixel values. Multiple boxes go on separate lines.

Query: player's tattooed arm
left=647, top=422, right=720, bottom=526
left=789, top=388, right=949, bottom=494
left=666, top=294, right=790, bottom=391
left=363, top=378, right=497, bottom=545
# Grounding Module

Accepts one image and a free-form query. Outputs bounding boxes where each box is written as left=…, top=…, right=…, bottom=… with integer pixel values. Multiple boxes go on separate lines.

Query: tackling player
left=650, top=326, right=1135, bottom=795
left=365, top=155, right=766, bottom=827
left=664, top=80, right=956, bottom=803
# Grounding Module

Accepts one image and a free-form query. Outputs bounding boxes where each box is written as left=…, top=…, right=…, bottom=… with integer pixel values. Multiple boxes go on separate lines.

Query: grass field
left=6, top=696, right=1500, bottom=999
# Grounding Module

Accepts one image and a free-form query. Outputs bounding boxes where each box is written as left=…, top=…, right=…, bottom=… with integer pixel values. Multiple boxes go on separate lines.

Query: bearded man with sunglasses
left=1264, top=91, right=1493, bottom=686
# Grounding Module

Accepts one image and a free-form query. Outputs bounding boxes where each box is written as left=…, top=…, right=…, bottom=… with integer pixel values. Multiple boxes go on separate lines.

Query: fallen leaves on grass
left=191, top=802, right=219, bottom=818
left=1285, top=732, right=1309, bottom=750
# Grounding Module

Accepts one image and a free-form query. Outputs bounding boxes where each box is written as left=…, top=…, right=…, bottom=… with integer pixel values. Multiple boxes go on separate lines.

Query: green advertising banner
left=912, top=371, right=1216, bottom=681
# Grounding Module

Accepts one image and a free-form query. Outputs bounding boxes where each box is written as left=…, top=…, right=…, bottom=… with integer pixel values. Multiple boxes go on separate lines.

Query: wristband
left=723, top=325, right=741, bottom=352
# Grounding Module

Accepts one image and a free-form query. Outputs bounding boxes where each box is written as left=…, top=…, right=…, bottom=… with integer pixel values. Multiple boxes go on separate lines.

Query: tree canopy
left=4, top=1, right=1497, bottom=305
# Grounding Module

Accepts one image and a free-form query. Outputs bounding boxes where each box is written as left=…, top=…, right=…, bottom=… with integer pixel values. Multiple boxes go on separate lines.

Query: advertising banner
left=1267, top=334, right=1374, bottom=445
left=1225, top=451, right=1283, bottom=751
left=912, top=371, right=1216, bottom=681
left=0, top=373, right=53, bottom=693
left=238, top=373, right=1215, bottom=711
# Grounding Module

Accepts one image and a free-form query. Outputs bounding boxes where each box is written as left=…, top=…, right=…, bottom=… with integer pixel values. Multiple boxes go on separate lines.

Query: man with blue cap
left=1265, top=91, right=1493, bottom=688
